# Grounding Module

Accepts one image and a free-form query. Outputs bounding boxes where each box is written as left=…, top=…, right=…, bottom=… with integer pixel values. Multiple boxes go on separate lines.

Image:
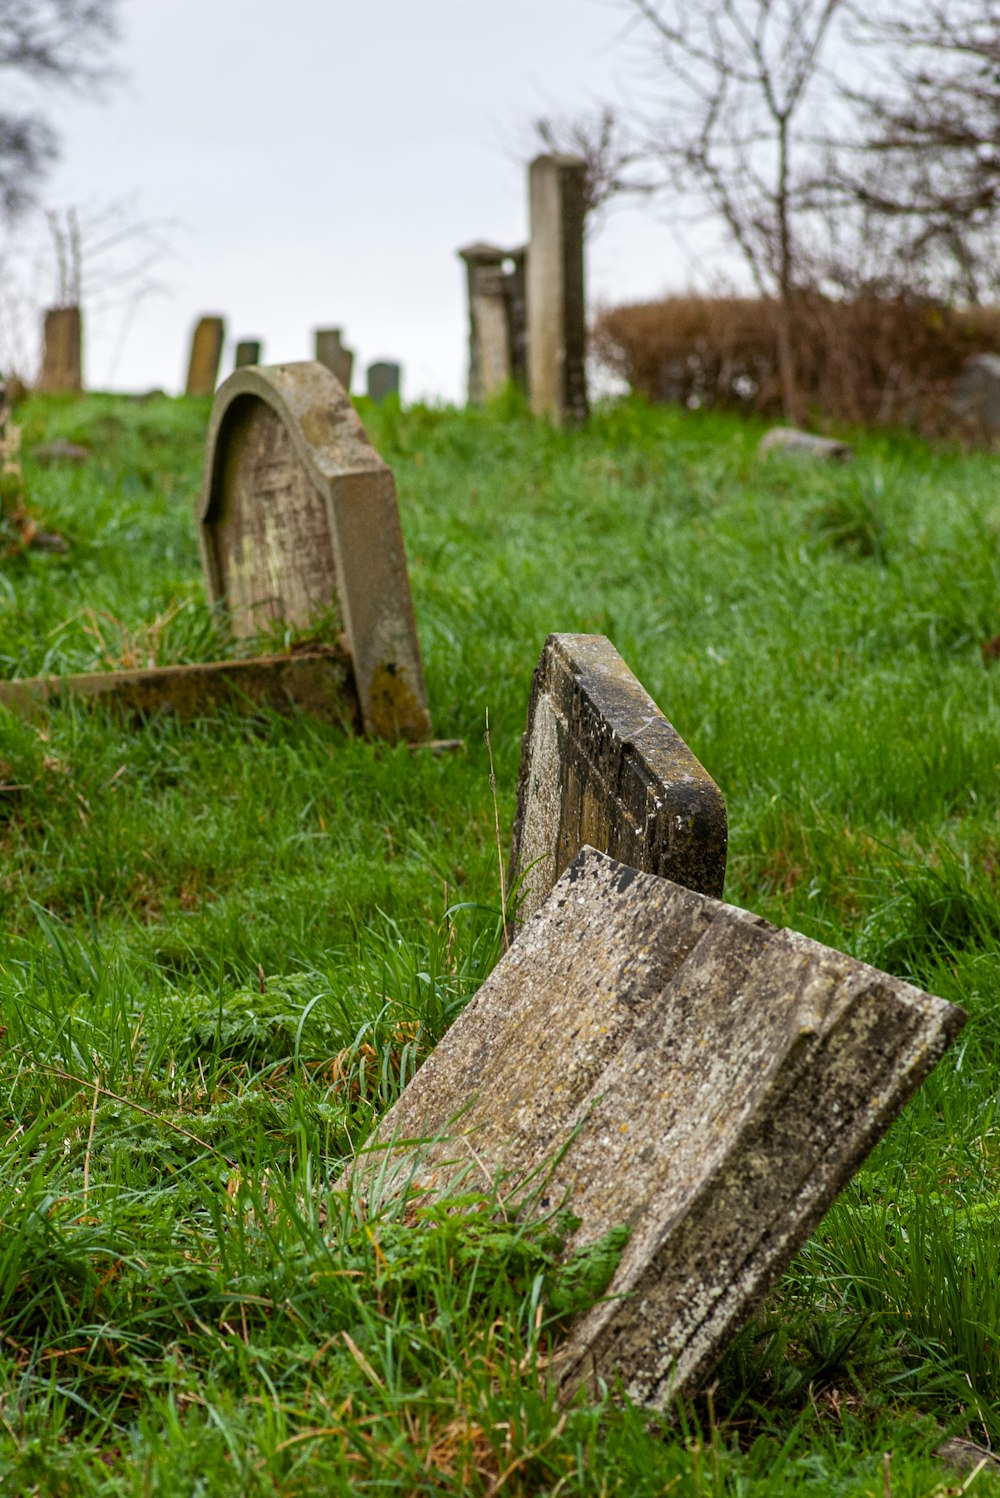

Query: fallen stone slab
left=510, top=634, right=726, bottom=924
left=0, top=649, right=358, bottom=725
left=31, top=438, right=89, bottom=465
left=759, top=427, right=852, bottom=462
left=350, top=846, right=964, bottom=1409
left=198, top=361, right=431, bottom=742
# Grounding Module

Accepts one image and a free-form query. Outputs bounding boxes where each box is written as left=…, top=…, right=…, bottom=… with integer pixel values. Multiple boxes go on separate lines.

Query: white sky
left=16, top=0, right=705, bottom=400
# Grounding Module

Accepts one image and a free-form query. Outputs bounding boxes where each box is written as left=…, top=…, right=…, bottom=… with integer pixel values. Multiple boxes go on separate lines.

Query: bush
left=592, top=294, right=1000, bottom=433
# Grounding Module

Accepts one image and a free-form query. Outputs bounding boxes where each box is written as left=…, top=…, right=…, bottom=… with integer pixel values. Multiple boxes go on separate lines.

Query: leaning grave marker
left=0, top=361, right=432, bottom=742
left=510, top=633, right=727, bottom=923
left=348, top=844, right=965, bottom=1409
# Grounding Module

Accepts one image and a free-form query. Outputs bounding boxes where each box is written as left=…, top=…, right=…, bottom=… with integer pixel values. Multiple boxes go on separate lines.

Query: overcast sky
left=13, top=0, right=703, bottom=401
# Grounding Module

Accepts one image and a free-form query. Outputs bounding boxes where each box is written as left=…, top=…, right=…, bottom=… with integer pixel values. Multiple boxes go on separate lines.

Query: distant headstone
left=198, top=360, right=431, bottom=741
left=759, top=427, right=852, bottom=462
left=315, top=328, right=354, bottom=392
left=234, top=340, right=262, bottom=369
left=185, top=316, right=225, bottom=396
left=32, top=438, right=89, bottom=466
left=349, top=845, right=965, bottom=1408
left=367, top=361, right=401, bottom=404
left=527, top=154, right=588, bottom=425
left=458, top=242, right=527, bottom=403
left=510, top=634, right=727, bottom=925
left=954, top=353, right=1000, bottom=434
left=37, top=307, right=83, bottom=393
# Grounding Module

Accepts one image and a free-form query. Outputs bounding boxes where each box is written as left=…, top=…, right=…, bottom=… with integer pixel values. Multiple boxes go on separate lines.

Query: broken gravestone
left=315, top=328, right=354, bottom=392
left=758, top=427, right=852, bottom=462
left=510, top=634, right=727, bottom=924
left=186, top=316, right=225, bottom=396
left=198, top=360, right=431, bottom=741
left=349, top=845, right=965, bottom=1409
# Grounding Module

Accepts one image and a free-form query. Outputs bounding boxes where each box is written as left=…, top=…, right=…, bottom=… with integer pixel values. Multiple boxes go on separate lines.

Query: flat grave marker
left=349, top=845, right=965, bottom=1409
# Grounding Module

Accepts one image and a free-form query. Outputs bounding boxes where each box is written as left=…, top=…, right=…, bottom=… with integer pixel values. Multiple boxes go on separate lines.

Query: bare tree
left=0, top=0, right=119, bottom=217
left=532, top=106, right=655, bottom=230
left=616, top=0, right=846, bottom=421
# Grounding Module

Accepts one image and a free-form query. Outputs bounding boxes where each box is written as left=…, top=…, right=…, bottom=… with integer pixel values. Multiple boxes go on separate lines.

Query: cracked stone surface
left=347, top=846, right=965, bottom=1408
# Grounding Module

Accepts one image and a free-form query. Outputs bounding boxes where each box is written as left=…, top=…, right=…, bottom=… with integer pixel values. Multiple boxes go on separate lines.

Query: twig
left=81, top=1070, right=100, bottom=1212
left=484, top=709, right=509, bottom=952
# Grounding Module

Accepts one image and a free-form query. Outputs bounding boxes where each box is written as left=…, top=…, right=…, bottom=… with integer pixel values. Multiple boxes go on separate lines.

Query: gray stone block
left=349, top=846, right=965, bottom=1408
left=185, top=315, right=225, bottom=396
left=527, top=154, right=588, bottom=426
left=367, top=361, right=401, bottom=404
left=758, top=427, right=852, bottom=461
left=510, top=633, right=726, bottom=925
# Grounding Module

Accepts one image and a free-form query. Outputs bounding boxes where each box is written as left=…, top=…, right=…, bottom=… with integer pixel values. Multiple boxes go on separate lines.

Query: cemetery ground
left=1, top=390, right=1000, bottom=1496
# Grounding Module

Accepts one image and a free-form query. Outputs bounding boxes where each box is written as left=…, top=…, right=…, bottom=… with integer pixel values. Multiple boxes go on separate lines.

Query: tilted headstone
left=458, top=242, right=528, bottom=404
left=367, top=360, right=401, bottom=404
left=527, top=154, right=588, bottom=425
left=350, top=845, right=965, bottom=1408
left=234, top=340, right=262, bottom=369
left=510, top=634, right=726, bottom=925
left=198, top=360, right=431, bottom=741
left=185, top=315, right=225, bottom=396
left=954, top=353, right=1000, bottom=435
left=37, top=307, right=83, bottom=393
left=315, top=328, right=354, bottom=392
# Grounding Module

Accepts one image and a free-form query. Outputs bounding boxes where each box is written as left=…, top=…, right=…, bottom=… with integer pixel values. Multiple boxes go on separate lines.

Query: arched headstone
left=198, top=360, right=431, bottom=742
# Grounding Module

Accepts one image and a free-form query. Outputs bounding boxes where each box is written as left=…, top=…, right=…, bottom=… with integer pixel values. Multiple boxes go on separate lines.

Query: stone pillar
left=234, top=340, right=261, bottom=369
left=38, top=307, right=83, bottom=393
left=367, top=361, right=401, bottom=404
left=185, top=316, right=225, bottom=396
left=315, top=328, right=354, bottom=392
left=458, top=242, right=528, bottom=404
left=527, top=154, right=588, bottom=425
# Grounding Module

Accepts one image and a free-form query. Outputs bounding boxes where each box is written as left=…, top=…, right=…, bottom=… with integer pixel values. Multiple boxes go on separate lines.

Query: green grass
left=1, top=387, right=1000, bottom=1492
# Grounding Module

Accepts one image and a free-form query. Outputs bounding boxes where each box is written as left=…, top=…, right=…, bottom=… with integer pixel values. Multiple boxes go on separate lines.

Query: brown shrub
left=591, top=294, right=1000, bottom=433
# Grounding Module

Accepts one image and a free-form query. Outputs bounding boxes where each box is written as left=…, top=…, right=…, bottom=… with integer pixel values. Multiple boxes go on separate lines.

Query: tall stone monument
left=527, top=154, right=588, bottom=426
left=457, top=242, right=527, bottom=404
left=37, top=307, right=83, bottom=393
left=315, top=328, right=354, bottom=392
left=185, top=316, right=225, bottom=396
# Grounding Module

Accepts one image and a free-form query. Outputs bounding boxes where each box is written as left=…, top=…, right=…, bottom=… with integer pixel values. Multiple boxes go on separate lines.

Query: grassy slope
left=1, top=389, right=999, bottom=1493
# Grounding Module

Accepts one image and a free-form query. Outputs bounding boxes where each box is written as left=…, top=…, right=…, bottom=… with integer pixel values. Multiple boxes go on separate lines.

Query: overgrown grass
left=1, top=388, right=999, bottom=1492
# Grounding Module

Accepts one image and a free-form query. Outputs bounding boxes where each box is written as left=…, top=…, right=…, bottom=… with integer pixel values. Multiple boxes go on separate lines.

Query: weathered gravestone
left=186, top=315, right=225, bottom=396
left=954, top=353, right=1000, bottom=435
left=527, top=154, right=588, bottom=426
left=458, top=242, right=528, bottom=404
left=367, top=360, right=401, bottom=404
left=234, top=340, right=262, bottom=369
left=759, top=427, right=852, bottom=462
left=38, top=306, right=83, bottom=393
left=348, top=845, right=965, bottom=1409
left=510, top=634, right=727, bottom=925
left=315, top=328, right=354, bottom=392
left=198, top=360, right=431, bottom=740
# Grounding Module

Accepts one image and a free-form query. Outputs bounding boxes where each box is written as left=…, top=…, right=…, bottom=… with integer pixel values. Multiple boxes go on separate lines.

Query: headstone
left=759, top=427, right=852, bottom=462
left=198, top=360, right=431, bottom=741
left=37, top=307, right=83, bottom=393
left=510, top=634, right=726, bottom=925
left=527, top=154, right=588, bottom=425
left=367, top=361, right=401, bottom=404
left=954, top=353, right=1000, bottom=434
left=234, top=340, right=262, bottom=369
left=185, top=316, right=225, bottom=396
left=315, top=328, right=354, bottom=392
left=32, top=438, right=89, bottom=465
left=348, top=845, right=965, bottom=1409
left=458, top=242, right=528, bottom=404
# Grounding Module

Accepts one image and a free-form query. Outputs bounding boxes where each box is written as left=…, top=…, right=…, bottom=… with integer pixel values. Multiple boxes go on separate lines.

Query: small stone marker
left=315, top=328, right=354, bottom=392
left=351, top=845, right=965, bottom=1409
left=954, top=353, right=1000, bottom=435
left=37, top=307, right=83, bottom=393
left=458, top=242, right=527, bottom=403
left=234, top=340, right=262, bottom=369
left=759, top=427, right=852, bottom=462
left=32, top=438, right=89, bottom=465
left=198, top=360, right=431, bottom=741
left=510, top=634, right=727, bottom=924
left=527, top=154, right=588, bottom=426
left=185, top=316, right=225, bottom=396
left=367, top=360, right=401, bottom=404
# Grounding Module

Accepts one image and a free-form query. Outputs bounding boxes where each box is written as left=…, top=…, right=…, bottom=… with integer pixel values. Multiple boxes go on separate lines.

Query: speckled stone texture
left=199, top=361, right=430, bottom=742
left=349, top=846, right=965, bottom=1409
left=510, top=634, right=727, bottom=925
